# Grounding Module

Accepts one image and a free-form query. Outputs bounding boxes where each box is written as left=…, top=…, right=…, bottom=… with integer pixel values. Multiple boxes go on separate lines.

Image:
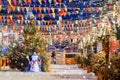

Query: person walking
left=51, top=51, right=56, bottom=64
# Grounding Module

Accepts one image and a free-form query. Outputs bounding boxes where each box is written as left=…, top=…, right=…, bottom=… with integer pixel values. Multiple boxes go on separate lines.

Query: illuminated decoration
left=0, top=0, right=105, bottom=47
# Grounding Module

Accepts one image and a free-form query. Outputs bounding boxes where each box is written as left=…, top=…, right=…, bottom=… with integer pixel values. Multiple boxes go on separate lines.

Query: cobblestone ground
left=0, top=65, right=97, bottom=80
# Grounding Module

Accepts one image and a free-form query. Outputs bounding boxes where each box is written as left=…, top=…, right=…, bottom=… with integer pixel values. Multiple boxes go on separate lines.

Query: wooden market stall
left=55, top=51, right=77, bottom=65
left=65, top=52, right=76, bottom=65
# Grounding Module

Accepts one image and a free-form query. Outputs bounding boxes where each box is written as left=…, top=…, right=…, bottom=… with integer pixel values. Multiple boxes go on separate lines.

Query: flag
left=26, top=7, right=29, bottom=12
left=38, top=0, right=42, bottom=4
left=69, top=0, right=72, bottom=3
left=7, top=0, right=11, bottom=5
left=51, top=8, right=55, bottom=13
left=48, top=0, right=52, bottom=4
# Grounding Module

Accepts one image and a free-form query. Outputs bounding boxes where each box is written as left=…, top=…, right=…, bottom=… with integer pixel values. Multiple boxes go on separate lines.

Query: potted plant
left=91, top=51, right=106, bottom=80
left=83, top=53, right=93, bottom=73
left=82, top=57, right=87, bottom=70
left=74, top=54, right=84, bottom=68
left=106, top=55, right=120, bottom=80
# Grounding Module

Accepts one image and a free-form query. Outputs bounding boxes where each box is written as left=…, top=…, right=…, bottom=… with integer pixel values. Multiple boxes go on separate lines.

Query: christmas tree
left=23, top=20, right=51, bottom=72
left=7, top=20, right=51, bottom=72
left=7, top=41, right=29, bottom=71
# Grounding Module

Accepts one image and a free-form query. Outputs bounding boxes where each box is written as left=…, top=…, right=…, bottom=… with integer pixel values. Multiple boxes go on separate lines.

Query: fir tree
left=7, top=41, right=29, bottom=71
left=7, top=20, right=51, bottom=72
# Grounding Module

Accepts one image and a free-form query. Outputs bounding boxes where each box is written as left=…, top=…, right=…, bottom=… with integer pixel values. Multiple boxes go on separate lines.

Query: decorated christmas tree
left=23, top=20, right=51, bottom=72
left=7, top=20, right=51, bottom=72
left=6, top=41, right=29, bottom=71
